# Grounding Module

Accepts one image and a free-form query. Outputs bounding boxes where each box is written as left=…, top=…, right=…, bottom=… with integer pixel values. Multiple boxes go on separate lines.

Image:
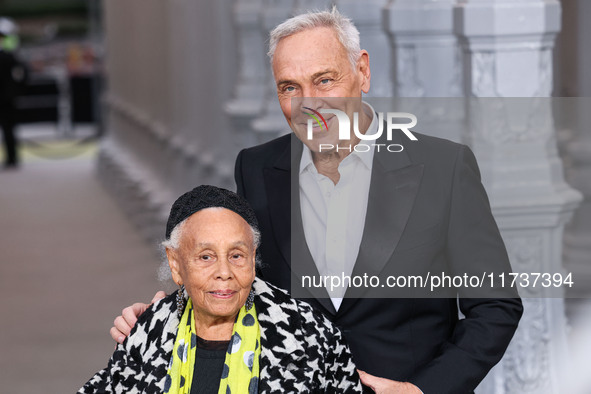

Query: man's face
left=272, top=27, right=370, bottom=153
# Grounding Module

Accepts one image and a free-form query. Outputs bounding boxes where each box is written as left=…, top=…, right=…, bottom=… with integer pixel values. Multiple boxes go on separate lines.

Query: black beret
left=165, top=185, right=259, bottom=239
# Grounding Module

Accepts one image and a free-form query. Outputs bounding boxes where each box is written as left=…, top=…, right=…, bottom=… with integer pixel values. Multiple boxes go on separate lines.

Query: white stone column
left=456, top=1, right=582, bottom=393
left=383, top=0, right=464, bottom=142
left=383, top=0, right=461, bottom=98
left=335, top=0, right=393, bottom=98
left=250, top=0, right=295, bottom=143
left=224, top=0, right=267, bottom=149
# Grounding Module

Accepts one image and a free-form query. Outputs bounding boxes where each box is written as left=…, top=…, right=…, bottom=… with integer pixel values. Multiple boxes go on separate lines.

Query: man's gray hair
left=268, top=7, right=361, bottom=70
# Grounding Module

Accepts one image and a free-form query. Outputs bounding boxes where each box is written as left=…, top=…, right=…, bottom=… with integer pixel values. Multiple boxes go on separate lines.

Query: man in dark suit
left=233, top=9, right=522, bottom=393
left=235, top=132, right=521, bottom=393
left=0, top=28, right=27, bottom=169
left=112, top=8, right=522, bottom=393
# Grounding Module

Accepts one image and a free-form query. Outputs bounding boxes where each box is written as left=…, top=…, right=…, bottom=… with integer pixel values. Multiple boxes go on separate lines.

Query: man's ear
left=358, top=50, right=371, bottom=94
left=166, top=248, right=183, bottom=286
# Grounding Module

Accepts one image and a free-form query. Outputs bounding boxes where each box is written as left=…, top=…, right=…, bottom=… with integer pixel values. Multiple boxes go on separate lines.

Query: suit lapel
left=337, top=135, right=424, bottom=317
left=263, top=137, right=292, bottom=272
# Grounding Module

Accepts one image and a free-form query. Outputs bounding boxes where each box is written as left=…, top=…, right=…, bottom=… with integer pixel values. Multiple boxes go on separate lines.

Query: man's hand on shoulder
left=358, top=370, right=422, bottom=394
left=110, top=291, right=167, bottom=344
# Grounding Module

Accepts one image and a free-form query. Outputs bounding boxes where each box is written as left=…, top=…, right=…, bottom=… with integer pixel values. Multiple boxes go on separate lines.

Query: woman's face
left=167, top=208, right=256, bottom=323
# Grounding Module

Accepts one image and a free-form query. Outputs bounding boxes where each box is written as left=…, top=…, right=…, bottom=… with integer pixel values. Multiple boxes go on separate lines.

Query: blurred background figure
left=0, top=16, right=27, bottom=168
left=0, top=0, right=103, bottom=166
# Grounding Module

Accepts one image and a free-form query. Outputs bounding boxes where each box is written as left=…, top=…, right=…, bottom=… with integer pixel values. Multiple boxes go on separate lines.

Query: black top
left=190, top=337, right=230, bottom=394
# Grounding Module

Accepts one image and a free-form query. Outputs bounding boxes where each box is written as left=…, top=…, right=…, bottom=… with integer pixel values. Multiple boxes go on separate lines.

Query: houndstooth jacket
left=79, top=278, right=363, bottom=393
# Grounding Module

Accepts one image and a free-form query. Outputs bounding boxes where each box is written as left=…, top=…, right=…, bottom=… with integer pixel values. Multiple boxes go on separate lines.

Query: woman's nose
left=214, top=259, right=233, bottom=279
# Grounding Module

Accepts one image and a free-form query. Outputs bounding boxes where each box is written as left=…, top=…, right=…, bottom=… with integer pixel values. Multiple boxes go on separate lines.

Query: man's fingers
left=111, top=304, right=146, bottom=341
left=357, top=370, right=376, bottom=390
left=109, top=294, right=166, bottom=345
left=357, top=370, right=420, bottom=394
left=113, top=315, right=132, bottom=336
left=151, top=291, right=167, bottom=304
left=110, top=326, right=126, bottom=344
left=122, top=303, right=147, bottom=326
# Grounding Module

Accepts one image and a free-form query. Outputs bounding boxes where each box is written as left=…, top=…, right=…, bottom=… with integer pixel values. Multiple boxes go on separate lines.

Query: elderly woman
left=79, top=185, right=362, bottom=393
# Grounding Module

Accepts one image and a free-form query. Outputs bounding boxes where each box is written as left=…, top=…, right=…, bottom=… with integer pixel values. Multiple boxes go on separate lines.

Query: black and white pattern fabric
left=78, top=278, right=362, bottom=393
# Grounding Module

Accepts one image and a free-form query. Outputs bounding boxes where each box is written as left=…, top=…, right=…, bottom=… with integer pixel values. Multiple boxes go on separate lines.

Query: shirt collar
left=300, top=143, right=316, bottom=174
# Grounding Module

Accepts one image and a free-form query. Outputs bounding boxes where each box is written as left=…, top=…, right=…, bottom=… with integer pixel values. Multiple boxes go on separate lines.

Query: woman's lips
left=208, top=290, right=237, bottom=299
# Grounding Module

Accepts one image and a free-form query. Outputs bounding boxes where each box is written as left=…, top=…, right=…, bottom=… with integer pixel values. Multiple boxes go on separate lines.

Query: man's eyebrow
left=310, top=70, right=336, bottom=80
left=276, top=70, right=336, bottom=87
left=276, top=78, right=296, bottom=87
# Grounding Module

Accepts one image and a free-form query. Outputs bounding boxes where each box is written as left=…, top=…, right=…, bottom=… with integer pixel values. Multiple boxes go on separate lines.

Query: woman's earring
left=245, top=288, right=255, bottom=311
left=176, top=284, right=186, bottom=319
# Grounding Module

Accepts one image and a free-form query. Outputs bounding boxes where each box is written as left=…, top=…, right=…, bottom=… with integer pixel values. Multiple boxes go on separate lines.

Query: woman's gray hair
left=267, top=7, right=361, bottom=71
left=161, top=214, right=262, bottom=260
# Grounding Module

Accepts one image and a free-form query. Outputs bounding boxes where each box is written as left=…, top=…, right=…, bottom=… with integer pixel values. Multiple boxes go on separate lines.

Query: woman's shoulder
left=252, top=278, right=291, bottom=304
left=136, top=292, right=176, bottom=327
left=253, top=278, right=308, bottom=314
left=125, top=292, right=178, bottom=348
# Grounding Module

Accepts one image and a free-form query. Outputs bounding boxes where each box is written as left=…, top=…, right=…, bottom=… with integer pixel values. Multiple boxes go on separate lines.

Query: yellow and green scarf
left=165, top=298, right=261, bottom=394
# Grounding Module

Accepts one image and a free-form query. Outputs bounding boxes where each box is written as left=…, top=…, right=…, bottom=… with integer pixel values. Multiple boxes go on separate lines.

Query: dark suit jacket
left=0, top=49, right=27, bottom=109
left=235, top=131, right=523, bottom=394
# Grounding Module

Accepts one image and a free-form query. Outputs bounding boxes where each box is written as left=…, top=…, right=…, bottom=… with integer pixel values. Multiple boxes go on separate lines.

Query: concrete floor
left=0, top=129, right=169, bottom=393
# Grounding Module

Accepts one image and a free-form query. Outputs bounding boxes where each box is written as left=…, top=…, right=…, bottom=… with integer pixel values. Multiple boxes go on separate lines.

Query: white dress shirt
left=299, top=102, right=378, bottom=310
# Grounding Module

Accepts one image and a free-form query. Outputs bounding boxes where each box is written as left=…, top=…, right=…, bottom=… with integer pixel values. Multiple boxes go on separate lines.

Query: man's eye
left=200, top=255, right=213, bottom=261
left=231, top=253, right=243, bottom=260
left=320, top=79, right=330, bottom=84
left=285, top=86, right=295, bottom=92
